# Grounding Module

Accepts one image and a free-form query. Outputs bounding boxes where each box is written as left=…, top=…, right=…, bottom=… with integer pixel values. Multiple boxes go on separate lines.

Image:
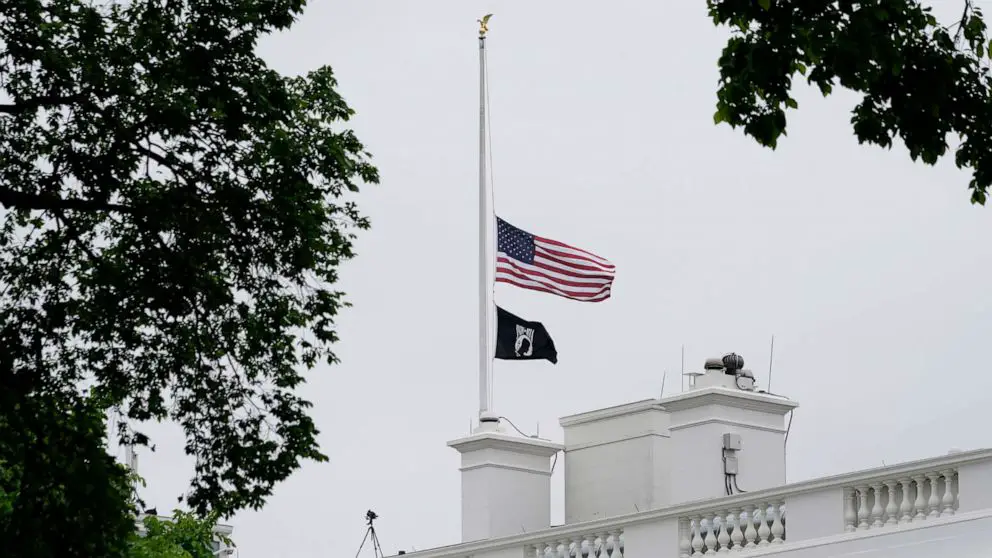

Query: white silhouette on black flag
left=494, top=306, right=558, bottom=364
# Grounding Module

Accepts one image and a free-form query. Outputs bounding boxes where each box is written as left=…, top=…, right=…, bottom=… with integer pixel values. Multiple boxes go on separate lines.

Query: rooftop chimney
left=665, top=354, right=797, bottom=503
left=557, top=352, right=799, bottom=523
left=559, top=399, right=671, bottom=524
left=448, top=416, right=562, bottom=542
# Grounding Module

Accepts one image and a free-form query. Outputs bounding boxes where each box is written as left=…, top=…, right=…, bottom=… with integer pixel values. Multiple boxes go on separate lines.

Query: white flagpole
left=477, top=15, right=496, bottom=424
left=477, top=22, right=487, bottom=416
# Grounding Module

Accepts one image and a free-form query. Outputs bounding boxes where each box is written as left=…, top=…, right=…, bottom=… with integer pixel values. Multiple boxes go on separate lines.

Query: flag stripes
left=495, top=217, right=615, bottom=302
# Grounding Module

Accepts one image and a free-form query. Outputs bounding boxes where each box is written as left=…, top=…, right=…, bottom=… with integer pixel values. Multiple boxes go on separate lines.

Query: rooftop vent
left=703, top=357, right=724, bottom=370
left=722, top=353, right=744, bottom=374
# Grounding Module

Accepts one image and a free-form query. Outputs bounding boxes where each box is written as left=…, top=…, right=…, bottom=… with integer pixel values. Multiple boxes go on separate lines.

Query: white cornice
left=447, top=431, right=563, bottom=456
left=559, top=399, right=666, bottom=427
left=460, top=462, right=553, bottom=476
left=660, top=387, right=798, bottom=415
left=565, top=431, right=670, bottom=452
left=668, top=417, right=787, bottom=434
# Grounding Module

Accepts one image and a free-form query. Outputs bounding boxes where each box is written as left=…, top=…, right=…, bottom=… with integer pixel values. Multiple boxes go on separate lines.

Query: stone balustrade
left=528, top=530, right=624, bottom=558
left=845, top=468, right=958, bottom=532
left=394, top=449, right=992, bottom=558
left=679, top=501, right=786, bottom=555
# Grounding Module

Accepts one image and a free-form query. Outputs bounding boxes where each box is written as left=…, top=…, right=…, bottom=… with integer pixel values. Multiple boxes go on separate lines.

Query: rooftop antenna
left=659, top=370, right=667, bottom=399
left=354, top=510, right=385, bottom=558
left=123, top=422, right=139, bottom=483
left=767, top=335, right=776, bottom=392
left=680, top=344, right=685, bottom=392
left=126, top=443, right=138, bottom=476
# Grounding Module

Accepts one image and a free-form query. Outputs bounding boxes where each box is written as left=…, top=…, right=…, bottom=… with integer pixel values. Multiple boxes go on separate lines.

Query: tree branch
left=0, top=94, right=84, bottom=116
left=0, top=186, right=134, bottom=213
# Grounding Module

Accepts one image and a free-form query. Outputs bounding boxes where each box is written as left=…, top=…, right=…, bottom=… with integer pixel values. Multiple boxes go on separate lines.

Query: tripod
left=354, top=510, right=385, bottom=558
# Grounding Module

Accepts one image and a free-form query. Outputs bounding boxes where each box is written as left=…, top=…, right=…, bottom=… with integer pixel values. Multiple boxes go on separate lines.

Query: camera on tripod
left=355, top=509, right=384, bottom=558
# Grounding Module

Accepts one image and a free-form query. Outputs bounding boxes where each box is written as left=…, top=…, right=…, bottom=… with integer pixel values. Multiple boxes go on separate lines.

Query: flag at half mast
left=496, top=217, right=615, bottom=302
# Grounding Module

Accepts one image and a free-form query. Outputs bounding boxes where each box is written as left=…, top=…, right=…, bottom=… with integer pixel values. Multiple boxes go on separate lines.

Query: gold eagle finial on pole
left=478, top=13, right=492, bottom=38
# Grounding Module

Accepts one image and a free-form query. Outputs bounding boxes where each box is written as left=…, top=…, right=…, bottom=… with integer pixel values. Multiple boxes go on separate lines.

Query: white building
left=395, top=354, right=992, bottom=558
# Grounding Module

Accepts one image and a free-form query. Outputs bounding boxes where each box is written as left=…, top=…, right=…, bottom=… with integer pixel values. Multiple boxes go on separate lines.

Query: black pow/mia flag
left=494, top=306, right=558, bottom=364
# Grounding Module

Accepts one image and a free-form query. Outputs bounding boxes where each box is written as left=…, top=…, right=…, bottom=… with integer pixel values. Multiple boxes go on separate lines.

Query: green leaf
left=707, top=0, right=992, bottom=203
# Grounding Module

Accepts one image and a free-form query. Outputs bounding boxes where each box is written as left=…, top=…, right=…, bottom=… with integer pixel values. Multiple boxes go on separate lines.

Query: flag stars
left=496, top=217, right=535, bottom=263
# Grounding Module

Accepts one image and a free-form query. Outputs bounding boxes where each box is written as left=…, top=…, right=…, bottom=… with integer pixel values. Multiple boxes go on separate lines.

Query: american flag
left=496, top=217, right=615, bottom=302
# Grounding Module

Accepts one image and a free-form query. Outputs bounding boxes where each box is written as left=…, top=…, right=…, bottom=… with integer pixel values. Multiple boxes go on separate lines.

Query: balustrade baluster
left=601, top=532, right=613, bottom=558
left=756, top=504, right=771, bottom=546
left=770, top=501, right=785, bottom=544
left=912, top=475, right=927, bottom=521
left=742, top=506, right=757, bottom=548
left=843, top=487, right=856, bottom=532
left=691, top=516, right=704, bottom=556
left=952, top=470, right=960, bottom=512
left=679, top=518, right=692, bottom=558
left=883, top=480, right=898, bottom=526
left=869, top=483, right=884, bottom=528
left=925, top=472, right=941, bottom=519
left=612, top=530, right=624, bottom=558
left=856, top=485, right=870, bottom=530
left=729, top=510, right=743, bottom=552
left=898, top=478, right=913, bottom=524
left=570, top=538, right=581, bottom=558
left=703, top=517, right=717, bottom=555
left=715, top=513, right=730, bottom=553
left=940, top=469, right=956, bottom=517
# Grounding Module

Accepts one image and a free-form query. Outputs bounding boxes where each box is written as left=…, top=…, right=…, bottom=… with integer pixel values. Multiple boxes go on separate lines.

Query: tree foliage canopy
left=129, top=511, right=231, bottom=558
left=708, top=0, right=992, bottom=203
left=0, top=0, right=378, bottom=533
left=0, top=394, right=136, bottom=557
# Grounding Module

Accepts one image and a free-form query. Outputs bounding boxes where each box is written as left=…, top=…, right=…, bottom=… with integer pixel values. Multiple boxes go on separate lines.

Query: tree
left=129, top=511, right=232, bottom=558
left=0, top=0, right=378, bottom=542
left=707, top=0, right=992, bottom=203
left=0, top=394, right=137, bottom=557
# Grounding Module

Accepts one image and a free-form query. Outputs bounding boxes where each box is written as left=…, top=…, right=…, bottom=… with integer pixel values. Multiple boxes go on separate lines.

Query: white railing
left=396, top=448, right=992, bottom=558
left=679, top=501, right=786, bottom=555
left=527, top=530, right=624, bottom=558
left=844, top=468, right=958, bottom=532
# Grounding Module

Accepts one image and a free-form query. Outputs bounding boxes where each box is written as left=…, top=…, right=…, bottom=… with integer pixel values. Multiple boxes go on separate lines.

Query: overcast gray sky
left=129, top=1, right=992, bottom=556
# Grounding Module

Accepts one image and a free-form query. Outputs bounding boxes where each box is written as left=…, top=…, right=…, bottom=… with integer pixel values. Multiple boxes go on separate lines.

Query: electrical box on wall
left=723, top=433, right=742, bottom=451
